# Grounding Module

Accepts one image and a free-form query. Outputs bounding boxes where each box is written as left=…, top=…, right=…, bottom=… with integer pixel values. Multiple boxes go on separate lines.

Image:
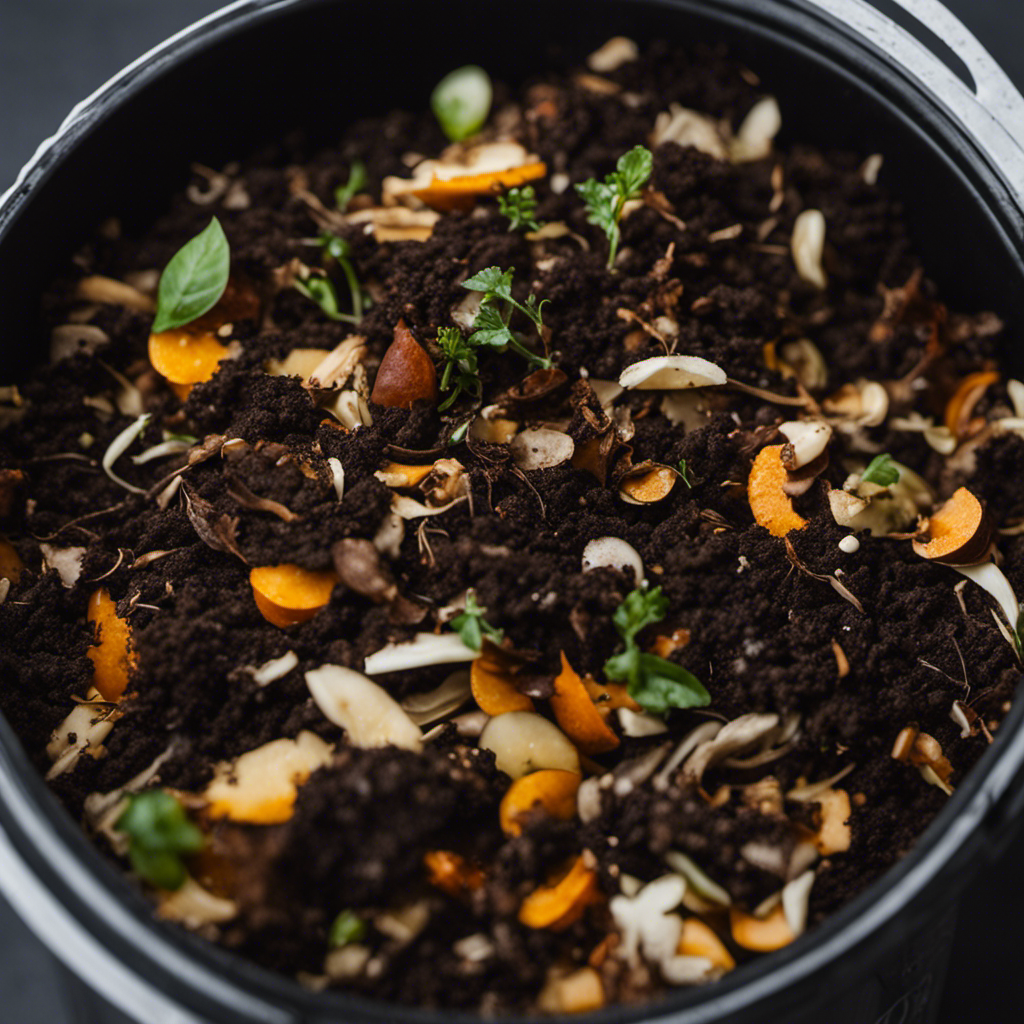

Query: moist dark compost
left=2, top=36, right=1023, bottom=1016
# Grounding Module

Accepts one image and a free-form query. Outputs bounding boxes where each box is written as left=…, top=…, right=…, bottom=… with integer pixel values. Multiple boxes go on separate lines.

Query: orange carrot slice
left=86, top=589, right=137, bottom=702
left=679, top=917, right=736, bottom=971
left=411, top=162, right=547, bottom=212
left=911, top=487, right=987, bottom=563
left=518, top=854, right=599, bottom=930
left=730, top=905, right=796, bottom=952
left=0, top=539, right=24, bottom=584
left=149, top=329, right=229, bottom=385
left=424, top=850, right=485, bottom=899
left=550, top=652, right=620, bottom=755
left=250, top=565, right=338, bottom=628
left=499, top=769, right=581, bottom=836
left=748, top=444, right=808, bottom=537
left=470, top=653, right=534, bottom=715
left=944, top=371, right=998, bottom=437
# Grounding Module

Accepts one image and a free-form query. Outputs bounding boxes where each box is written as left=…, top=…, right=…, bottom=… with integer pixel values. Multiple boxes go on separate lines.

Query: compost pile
left=1, top=36, right=1023, bottom=1016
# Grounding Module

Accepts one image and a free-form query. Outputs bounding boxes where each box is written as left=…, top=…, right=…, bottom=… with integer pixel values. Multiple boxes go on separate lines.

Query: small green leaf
left=152, top=218, right=230, bottom=334
left=631, top=654, right=710, bottom=713
left=677, top=458, right=694, bottom=488
left=115, top=790, right=203, bottom=891
left=612, top=586, right=670, bottom=642
left=470, top=305, right=514, bottom=348
left=451, top=589, right=503, bottom=650
left=576, top=146, right=653, bottom=268
left=615, top=145, right=654, bottom=197
left=329, top=909, right=367, bottom=948
left=334, top=160, right=367, bottom=210
left=431, top=65, right=493, bottom=142
left=862, top=453, right=900, bottom=487
left=294, top=275, right=355, bottom=323
left=462, top=266, right=514, bottom=301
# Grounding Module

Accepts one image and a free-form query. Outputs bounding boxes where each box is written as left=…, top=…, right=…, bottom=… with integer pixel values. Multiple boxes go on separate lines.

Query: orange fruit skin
left=499, top=769, right=581, bottom=836
left=748, top=444, right=808, bottom=537
left=411, top=162, right=548, bottom=212
left=518, top=855, right=599, bottom=930
left=149, top=330, right=229, bottom=385
left=470, top=655, right=534, bottom=716
left=550, top=652, right=620, bottom=755
left=250, top=565, right=338, bottom=628
left=86, top=589, right=136, bottom=702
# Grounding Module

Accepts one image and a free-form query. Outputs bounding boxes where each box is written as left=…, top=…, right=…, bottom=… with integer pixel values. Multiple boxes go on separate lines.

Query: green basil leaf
left=862, top=453, right=899, bottom=487
left=152, top=218, right=230, bottom=334
left=329, top=909, right=367, bottom=948
left=128, top=845, right=188, bottom=891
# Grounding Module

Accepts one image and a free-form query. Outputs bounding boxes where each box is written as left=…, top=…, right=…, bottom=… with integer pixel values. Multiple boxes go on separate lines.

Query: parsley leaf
left=437, top=327, right=482, bottom=412
left=862, top=453, right=900, bottom=487
left=461, top=265, right=550, bottom=367
left=115, top=790, right=204, bottom=891
left=334, top=160, right=367, bottom=210
left=152, top=218, right=230, bottom=333
left=498, top=186, right=542, bottom=233
left=603, top=586, right=710, bottom=714
left=575, top=145, right=654, bottom=269
left=451, top=589, right=504, bottom=651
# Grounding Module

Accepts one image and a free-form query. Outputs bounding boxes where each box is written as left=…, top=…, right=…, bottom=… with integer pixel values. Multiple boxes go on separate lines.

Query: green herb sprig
left=461, top=266, right=551, bottom=369
left=862, top=453, right=900, bottom=487
left=334, top=160, right=367, bottom=210
left=437, top=327, right=483, bottom=412
left=498, top=186, right=542, bottom=233
left=452, top=589, right=504, bottom=651
left=115, top=790, right=204, bottom=891
left=329, top=909, right=367, bottom=948
left=677, top=458, right=694, bottom=489
left=152, top=218, right=230, bottom=333
left=576, top=146, right=654, bottom=269
left=603, top=587, right=710, bottom=714
left=318, top=232, right=366, bottom=320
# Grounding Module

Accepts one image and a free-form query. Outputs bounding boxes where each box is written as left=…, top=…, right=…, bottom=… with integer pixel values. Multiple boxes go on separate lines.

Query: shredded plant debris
left=2, top=37, right=1024, bottom=1016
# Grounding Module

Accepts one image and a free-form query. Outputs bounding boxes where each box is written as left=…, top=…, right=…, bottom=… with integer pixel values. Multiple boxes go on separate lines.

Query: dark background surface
left=0, top=1, right=1021, bottom=1021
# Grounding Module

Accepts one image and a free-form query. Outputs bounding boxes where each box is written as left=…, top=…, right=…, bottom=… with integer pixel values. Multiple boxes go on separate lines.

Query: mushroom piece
left=581, top=536, right=644, bottom=584
left=791, top=209, right=827, bottom=290
left=619, top=355, right=727, bottom=391
left=306, top=664, right=423, bottom=752
left=364, top=632, right=479, bottom=674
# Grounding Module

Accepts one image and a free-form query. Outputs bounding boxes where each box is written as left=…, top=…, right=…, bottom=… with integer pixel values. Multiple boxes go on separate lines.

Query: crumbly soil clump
left=1, top=40, right=1022, bottom=1016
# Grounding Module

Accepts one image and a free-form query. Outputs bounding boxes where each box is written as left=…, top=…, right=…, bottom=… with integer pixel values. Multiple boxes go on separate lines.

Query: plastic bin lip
left=1, top=2, right=1024, bottom=1023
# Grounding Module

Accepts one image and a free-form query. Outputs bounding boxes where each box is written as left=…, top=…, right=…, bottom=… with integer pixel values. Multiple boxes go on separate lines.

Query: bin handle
left=800, top=0, right=1024, bottom=210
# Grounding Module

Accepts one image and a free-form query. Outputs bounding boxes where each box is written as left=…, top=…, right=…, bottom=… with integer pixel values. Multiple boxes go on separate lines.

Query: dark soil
left=1, top=39, right=1022, bottom=1016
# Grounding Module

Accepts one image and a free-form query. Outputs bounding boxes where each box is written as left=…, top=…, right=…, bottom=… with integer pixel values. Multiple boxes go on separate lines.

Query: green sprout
left=329, top=909, right=367, bottom=948
left=437, top=327, right=483, bottom=412
left=334, top=160, right=367, bottom=210
left=431, top=65, right=493, bottom=142
left=576, top=145, right=654, bottom=268
left=677, top=458, right=694, bottom=489
left=114, top=790, right=204, bottom=891
left=452, top=589, right=504, bottom=651
left=603, top=587, right=710, bottom=714
left=498, top=186, right=542, bottom=233
left=461, top=265, right=551, bottom=369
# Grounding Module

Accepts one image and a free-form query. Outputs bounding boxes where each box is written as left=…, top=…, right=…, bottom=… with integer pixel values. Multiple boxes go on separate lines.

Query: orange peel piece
left=730, top=905, right=796, bottom=952
left=748, top=444, right=808, bottom=537
left=550, top=652, right=620, bottom=755
left=582, top=676, right=640, bottom=712
left=424, top=850, right=485, bottom=899
left=944, top=370, right=998, bottom=437
left=651, top=628, right=691, bottom=658
left=86, top=588, right=137, bottom=702
left=377, top=461, right=435, bottom=488
left=814, top=787, right=852, bottom=855
left=518, top=854, right=599, bottom=930
left=0, top=539, right=24, bottom=584
left=912, top=487, right=986, bottom=563
left=411, top=162, right=548, bottom=212
left=679, top=917, right=736, bottom=971
left=470, top=653, right=534, bottom=716
left=499, top=768, right=581, bottom=836
left=149, top=329, right=229, bottom=385
left=250, top=565, right=338, bottom=628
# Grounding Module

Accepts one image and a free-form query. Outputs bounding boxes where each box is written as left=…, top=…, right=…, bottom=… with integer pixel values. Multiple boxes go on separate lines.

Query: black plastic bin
left=2, top=1, right=1024, bottom=1022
